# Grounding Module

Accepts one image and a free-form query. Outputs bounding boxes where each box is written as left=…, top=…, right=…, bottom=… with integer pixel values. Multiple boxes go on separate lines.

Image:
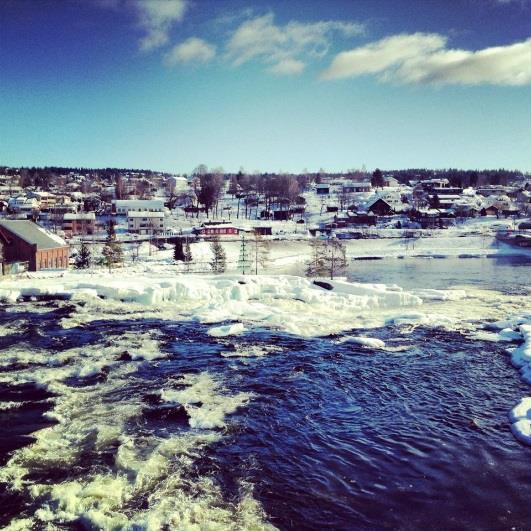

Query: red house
left=195, top=224, right=240, bottom=237
left=62, top=212, right=96, bottom=236
left=0, top=220, right=69, bottom=271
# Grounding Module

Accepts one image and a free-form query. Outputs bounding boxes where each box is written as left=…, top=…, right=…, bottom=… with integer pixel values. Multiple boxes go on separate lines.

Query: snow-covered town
left=0, top=166, right=530, bottom=276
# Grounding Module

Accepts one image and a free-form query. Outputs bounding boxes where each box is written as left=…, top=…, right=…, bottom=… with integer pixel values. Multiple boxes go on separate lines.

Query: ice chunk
left=337, top=336, right=385, bottom=348
left=510, top=397, right=531, bottom=422
left=511, top=420, right=531, bottom=445
left=207, top=322, right=246, bottom=337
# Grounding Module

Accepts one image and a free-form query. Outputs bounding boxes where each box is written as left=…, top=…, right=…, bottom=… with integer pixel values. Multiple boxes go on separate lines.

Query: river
left=0, top=256, right=530, bottom=529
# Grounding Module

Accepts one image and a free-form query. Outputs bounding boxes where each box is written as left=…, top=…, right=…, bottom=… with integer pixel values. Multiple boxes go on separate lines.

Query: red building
left=0, top=220, right=69, bottom=271
left=195, top=224, right=240, bottom=237
left=62, top=212, right=96, bottom=236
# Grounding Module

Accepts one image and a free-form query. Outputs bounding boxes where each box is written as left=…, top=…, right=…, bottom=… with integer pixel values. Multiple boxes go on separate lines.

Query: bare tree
left=306, top=238, right=347, bottom=280
left=252, top=232, right=270, bottom=274
left=184, top=238, right=193, bottom=272
left=197, top=174, right=224, bottom=218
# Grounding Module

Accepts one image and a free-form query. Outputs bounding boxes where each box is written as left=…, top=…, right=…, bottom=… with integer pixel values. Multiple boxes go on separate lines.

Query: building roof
left=127, top=211, right=164, bottom=218
left=0, top=220, right=68, bottom=249
left=113, top=199, right=164, bottom=209
left=63, top=212, right=95, bottom=220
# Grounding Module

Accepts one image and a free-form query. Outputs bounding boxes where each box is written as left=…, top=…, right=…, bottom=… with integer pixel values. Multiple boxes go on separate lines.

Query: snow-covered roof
left=343, top=181, right=371, bottom=188
left=197, top=224, right=239, bottom=230
left=0, top=220, right=68, bottom=249
left=63, top=212, right=95, bottom=220
left=127, top=211, right=164, bottom=218
left=113, top=199, right=164, bottom=208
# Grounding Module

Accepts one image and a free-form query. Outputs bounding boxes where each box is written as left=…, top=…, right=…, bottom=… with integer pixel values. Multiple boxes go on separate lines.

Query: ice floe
left=336, top=336, right=386, bottom=349
left=491, top=317, right=531, bottom=445
left=208, top=322, right=246, bottom=337
left=510, top=397, right=531, bottom=444
left=0, top=272, right=472, bottom=337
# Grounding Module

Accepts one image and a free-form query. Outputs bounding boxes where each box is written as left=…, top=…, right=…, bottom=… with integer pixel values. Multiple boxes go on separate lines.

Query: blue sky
left=1, top=0, right=530, bottom=173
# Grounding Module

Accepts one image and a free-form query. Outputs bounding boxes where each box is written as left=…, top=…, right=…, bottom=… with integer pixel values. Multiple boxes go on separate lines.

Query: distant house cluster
left=0, top=165, right=529, bottom=272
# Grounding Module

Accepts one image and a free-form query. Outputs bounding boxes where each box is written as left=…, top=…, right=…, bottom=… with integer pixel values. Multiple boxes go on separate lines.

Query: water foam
left=161, top=372, right=253, bottom=429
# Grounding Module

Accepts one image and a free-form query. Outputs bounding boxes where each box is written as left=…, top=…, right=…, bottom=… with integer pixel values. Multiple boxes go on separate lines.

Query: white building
left=112, top=199, right=165, bottom=216
left=127, top=211, right=165, bottom=235
left=8, top=195, right=39, bottom=213
left=167, top=175, right=189, bottom=193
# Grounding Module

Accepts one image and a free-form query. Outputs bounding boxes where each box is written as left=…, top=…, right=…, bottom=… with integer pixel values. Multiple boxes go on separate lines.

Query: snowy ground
left=69, top=226, right=531, bottom=277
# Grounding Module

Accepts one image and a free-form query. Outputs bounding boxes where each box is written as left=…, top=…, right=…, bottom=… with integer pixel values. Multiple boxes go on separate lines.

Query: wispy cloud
left=268, top=58, right=306, bottom=76
left=495, top=0, right=529, bottom=4
left=134, top=0, right=188, bottom=52
left=225, top=13, right=364, bottom=75
left=321, top=33, right=531, bottom=86
left=98, top=0, right=189, bottom=52
left=164, top=37, right=216, bottom=65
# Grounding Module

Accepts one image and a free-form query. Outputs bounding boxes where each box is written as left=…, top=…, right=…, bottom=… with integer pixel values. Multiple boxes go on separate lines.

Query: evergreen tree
left=106, top=219, right=116, bottom=240
left=371, top=168, right=385, bottom=189
left=74, top=242, right=92, bottom=269
left=173, top=238, right=185, bottom=261
left=102, top=240, right=123, bottom=272
left=238, top=233, right=251, bottom=275
left=102, top=219, right=123, bottom=271
left=210, top=237, right=226, bottom=274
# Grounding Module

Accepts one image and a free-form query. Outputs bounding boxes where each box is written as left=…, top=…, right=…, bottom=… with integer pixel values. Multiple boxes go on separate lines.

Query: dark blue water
left=1, top=286, right=531, bottom=529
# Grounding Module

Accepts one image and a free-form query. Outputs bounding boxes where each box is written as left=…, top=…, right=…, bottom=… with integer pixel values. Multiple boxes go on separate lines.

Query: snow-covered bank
left=483, top=316, right=531, bottom=444
left=507, top=322, right=531, bottom=444
left=80, top=231, right=531, bottom=278
left=0, top=272, right=441, bottom=337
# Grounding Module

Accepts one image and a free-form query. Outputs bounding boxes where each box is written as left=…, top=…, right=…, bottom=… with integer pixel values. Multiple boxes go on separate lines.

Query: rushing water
left=1, top=257, right=530, bottom=530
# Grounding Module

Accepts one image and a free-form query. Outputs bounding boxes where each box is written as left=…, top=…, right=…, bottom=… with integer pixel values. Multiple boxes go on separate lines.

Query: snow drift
left=0, top=272, right=454, bottom=337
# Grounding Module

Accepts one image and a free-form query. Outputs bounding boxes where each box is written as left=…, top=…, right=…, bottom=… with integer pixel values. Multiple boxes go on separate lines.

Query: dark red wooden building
left=0, top=220, right=69, bottom=272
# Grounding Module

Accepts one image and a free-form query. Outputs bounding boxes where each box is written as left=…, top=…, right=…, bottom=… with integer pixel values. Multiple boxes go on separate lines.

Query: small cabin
left=368, top=198, right=394, bottom=216
left=254, top=226, right=272, bottom=236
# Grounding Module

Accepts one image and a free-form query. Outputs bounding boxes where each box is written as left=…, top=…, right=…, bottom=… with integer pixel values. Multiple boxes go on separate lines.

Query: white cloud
left=321, top=33, right=531, bottom=86
left=134, top=0, right=188, bottom=52
left=165, top=37, right=216, bottom=65
left=322, top=33, right=446, bottom=79
left=225, top=13, right=364, bottom=74
left=269, top=58, right=306, bottom=76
